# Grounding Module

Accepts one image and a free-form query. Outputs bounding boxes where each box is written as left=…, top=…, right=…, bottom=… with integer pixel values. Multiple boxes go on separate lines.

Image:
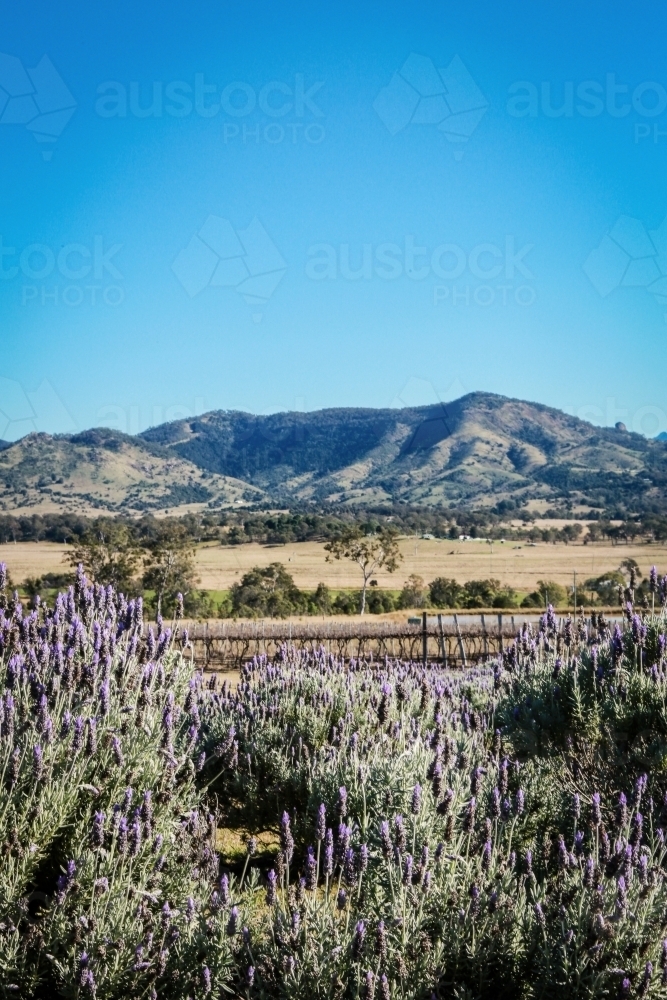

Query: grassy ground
left=2, top=538, right=667, bottom=594
left=195, top=537, right=667, bottom=591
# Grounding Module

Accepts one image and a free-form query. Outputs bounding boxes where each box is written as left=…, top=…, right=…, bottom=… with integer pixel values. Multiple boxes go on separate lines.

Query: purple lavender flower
left=111, top=736, right=124, bottom=767
left=266, top=870, right=277, bottom=906
left=482, top=840, right=492, bottom=873
left=246, top=966, right=255, bottom=987
left=98, top=679, right=110, bottom=716
left=359, top=843, right=369, bottom=875
left=352, top=920, right=366, bottom=959
left=226, top=905, right=239, bottom=936
left=91, top=811, right=105, bottom=848
left=378, top=682, right=392, bottom=725
left=280, top=811, right=294, bottom=864
left=534, top=902, right=545, bottom=928
left=617, top=792, right=628, bottom=828
left=616, top=875, right=628, bottom=912
left=591, top=792, right=601, bottom=827
left=515, top=788, right=525, bottom=816
left=316, top=803, right=326, bottom=842
left=650, top=566, right=658, bottom=594
left=411, top=783, right=422, bottom=815
left=94, top=877, right=108, bottom=896
left=336, top=888, right=347, bottom=910
left=402, top=854, right=413, bottom=886
left=72, top=715, right=85, bottom=753
left=393, top=814, right=406, bottom=853
left=324, top=835, right=334, bottom=878
left=33, top=743, right=44, bottom=781
left=55, top=860, right=76, bottom=902
left=117, top=817, right=128, bottom=855
left=130, top=820, right=142, bottom=857
left=463, top=797, right=476, bottom=834
left=85, top=717, right=97, bottom=757
left=337, top=786, right=348, bottom=819
left=305, top=846, right=317, bottom=890
left=380, top=820, right=392, bottom=859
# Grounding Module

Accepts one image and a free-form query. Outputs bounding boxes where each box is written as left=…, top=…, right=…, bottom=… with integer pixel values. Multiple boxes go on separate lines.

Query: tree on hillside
left=324, top=526, right=402, bottom=614
left=142, top=522, right=199, bottom=617
left=67, top=521, right=140, bottom=593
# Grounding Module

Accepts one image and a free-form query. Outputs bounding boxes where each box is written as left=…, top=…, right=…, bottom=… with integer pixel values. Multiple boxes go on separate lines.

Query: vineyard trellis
left=180, top=613, right=609, bottom=670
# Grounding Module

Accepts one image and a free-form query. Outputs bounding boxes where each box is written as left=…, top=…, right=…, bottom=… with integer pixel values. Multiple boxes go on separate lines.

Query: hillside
left=140, top=392, right=667, bottom=513
left=0, top=394, right=665, bottom=517
left=0, top=429, right=263, bottom=517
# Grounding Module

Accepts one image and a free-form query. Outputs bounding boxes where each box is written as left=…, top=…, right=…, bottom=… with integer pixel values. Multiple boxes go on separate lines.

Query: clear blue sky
left=2, top=0, right=667, bottom=440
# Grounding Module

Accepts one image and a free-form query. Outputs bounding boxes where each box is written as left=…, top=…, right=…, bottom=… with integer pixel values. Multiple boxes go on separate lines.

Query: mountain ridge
left=139, top=391, right=667, bottom=513
left=0, top=392, right=665, bottom=517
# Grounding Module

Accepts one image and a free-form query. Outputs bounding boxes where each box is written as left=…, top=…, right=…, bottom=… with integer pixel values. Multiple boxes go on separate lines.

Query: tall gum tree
left=324, top=526, right=402, bottom=614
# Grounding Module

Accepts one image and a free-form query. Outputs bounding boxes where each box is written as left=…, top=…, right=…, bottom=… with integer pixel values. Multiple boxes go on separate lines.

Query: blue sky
left=1, top=0, right=667, bottom=440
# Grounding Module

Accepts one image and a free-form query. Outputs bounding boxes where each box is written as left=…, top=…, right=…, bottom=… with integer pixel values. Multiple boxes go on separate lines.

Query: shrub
left=229, top=563, right=307, bottom=618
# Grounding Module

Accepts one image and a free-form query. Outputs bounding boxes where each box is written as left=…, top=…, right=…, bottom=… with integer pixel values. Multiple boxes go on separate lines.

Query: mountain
left=0, top=428, right=262, bottom=517
left=140, top=392, right=667, bottom=512
left=657, top=432, right=667, bottom=442
left=1, top=394, right=665, bottom=518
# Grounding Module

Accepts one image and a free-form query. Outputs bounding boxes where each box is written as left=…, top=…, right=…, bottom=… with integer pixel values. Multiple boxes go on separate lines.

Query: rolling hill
left=0, top=393, right=665, bottom=516
left=0, top=429, right=262, bottom=517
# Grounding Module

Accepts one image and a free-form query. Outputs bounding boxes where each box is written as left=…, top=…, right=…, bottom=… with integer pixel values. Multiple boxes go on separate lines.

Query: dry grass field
left=2, top=537, right=667, bottom=595
left=194, top=537, right=667, bottom=592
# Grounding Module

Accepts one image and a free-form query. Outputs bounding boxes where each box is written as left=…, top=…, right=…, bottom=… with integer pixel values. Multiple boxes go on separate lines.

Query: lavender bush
left=3, top=559, right=667, bottom=998
left=0, top=565, right=242, bottom=998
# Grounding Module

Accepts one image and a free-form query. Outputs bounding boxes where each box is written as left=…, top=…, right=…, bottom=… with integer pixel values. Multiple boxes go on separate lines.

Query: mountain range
left=0, top=392, right=665, bottom=517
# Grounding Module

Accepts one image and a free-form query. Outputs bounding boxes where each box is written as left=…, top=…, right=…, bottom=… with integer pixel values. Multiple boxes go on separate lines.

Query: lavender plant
left=0, top=565, right=240, bottom=998
left=4, top=560, right=667, bottom=999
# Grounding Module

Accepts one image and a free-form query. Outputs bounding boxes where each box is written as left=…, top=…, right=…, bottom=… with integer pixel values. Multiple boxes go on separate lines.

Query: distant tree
left=230, top=563, right=306, bottom=618
left=560, top=523, right=583, bottom=544
left=584, top=571, right=625, bottom=606
left=397, top=574, right=427, bottom=610
left=521, top=579, right=568, bottom=609
left=429, top=577, right=463, bottom=608
left=142, top=522, right=199, bottom=617
left=68, top=521, right=140, bottom=593
left=365, top=589, right=396, bottom=614
left=460, top=579, right=502, bottom=609
left=332, top=591, right=357, bottom=615
left=312, top=582, right=332, bottom=615
left=324, top=526, right=402, bottom=614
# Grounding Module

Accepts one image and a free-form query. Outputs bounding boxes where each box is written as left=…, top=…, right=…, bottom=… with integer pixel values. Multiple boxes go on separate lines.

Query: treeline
left=220, top=560, right=662, bottom=619
left=220, top=569, right=583, bottom=618
left=2, top=507, right=667, bottom=552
